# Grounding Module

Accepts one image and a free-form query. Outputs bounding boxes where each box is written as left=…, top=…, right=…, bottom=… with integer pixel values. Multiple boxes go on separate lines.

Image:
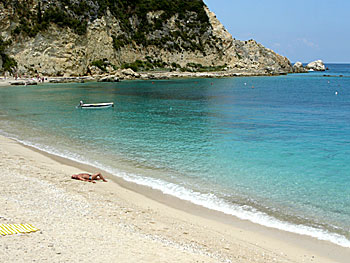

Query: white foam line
left=3, top=132, right=350, bottom=248
left=112, top=171, right=350, bottom=248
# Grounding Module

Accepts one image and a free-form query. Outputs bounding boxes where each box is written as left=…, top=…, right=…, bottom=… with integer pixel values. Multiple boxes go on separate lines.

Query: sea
left=0, top=64, right=349, bottom=247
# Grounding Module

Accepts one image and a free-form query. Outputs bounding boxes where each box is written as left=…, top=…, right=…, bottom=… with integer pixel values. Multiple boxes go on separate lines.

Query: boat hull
left=79, top=102, right=114, bottom=109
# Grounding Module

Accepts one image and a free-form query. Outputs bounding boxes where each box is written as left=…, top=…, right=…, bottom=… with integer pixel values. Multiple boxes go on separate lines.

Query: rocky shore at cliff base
left=0, top=58, right=328, bottom=86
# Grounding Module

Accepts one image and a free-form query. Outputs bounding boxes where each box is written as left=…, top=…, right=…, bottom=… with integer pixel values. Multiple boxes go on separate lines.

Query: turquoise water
left=1, top=64, right=350, bottom=246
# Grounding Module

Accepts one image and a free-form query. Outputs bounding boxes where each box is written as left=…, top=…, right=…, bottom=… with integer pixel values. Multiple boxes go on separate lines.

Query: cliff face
left=0, top=0, right=292, bottom=76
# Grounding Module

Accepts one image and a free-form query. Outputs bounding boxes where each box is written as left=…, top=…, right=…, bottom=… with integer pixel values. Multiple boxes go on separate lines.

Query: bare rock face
left=10, top=27, right=86, bottom=76
left=306, top=60, right=326, bottom=71
left=293, top=61, right=307, bottom=73
left=204, top=7, right=292, bottom=74
left=0, top=1, right=293, bottom=76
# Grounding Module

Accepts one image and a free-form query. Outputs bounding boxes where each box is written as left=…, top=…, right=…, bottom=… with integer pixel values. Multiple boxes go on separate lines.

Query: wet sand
left=0, top=134, right=349, bottom=262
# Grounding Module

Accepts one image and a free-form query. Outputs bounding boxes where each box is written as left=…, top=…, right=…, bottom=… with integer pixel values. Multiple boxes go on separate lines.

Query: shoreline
left=1, top=134, right=349, bottom=262
left=7, top=130, right=350, bottom=249
left=0, top=68, right=288, bottom=86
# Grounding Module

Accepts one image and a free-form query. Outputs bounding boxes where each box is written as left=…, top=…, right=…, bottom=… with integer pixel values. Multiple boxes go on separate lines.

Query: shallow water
left=1, top=64, right=350, bottom=246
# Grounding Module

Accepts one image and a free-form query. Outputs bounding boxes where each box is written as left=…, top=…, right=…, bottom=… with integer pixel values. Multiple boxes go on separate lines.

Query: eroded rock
left=293, top=62, right=307, bottom=73
left=306, top=60, right=326, bottom=71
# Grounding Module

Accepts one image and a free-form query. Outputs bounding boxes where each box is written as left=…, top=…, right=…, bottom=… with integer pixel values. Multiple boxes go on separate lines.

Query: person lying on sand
left=71, top=173, right=107, bottom=183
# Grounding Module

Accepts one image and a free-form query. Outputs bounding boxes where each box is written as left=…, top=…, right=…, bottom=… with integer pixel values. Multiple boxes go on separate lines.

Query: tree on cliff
left=0, top=36, right=17, bottom=74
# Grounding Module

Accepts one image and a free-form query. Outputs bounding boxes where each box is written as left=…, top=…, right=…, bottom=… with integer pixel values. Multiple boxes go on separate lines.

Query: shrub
left=112, top=35, right=130, bottom=50
left=91, top=59, right=117, bottom=72
left=121, top=58, right=168, bottom=72
left=171, top=62, right=180, bottom=68
left=91, top=60, right=107, bottom=71
left=0, top=36, right=17, bottom=73
left=2, top=54, right=17, bottom=73
left=121, top=62, right=139, bottom=72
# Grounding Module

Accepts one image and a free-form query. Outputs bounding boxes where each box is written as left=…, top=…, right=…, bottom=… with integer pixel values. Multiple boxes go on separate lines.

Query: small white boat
left=77, top=101, right=114, bottom=109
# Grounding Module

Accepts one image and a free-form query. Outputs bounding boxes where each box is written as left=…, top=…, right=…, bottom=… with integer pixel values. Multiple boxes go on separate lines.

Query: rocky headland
left=0, top=0, right=295, bottom=79
left=0, top=1, right=328, bottom=83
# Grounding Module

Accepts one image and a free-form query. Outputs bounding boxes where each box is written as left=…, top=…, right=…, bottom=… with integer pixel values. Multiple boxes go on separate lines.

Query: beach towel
left=0, top=224, right=39, bottom=236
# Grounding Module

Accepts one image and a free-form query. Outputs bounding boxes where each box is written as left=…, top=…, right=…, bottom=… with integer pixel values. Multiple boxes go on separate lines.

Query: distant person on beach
left=71, top=173, right=107, bottom=183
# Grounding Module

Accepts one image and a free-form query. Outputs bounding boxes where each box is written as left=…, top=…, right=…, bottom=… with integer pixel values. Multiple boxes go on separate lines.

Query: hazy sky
left=204, top=0, right=350, bottom=63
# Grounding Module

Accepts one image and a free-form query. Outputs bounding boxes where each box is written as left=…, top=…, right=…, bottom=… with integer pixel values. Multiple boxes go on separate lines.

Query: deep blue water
left=1, top=64, right=349, bottom=246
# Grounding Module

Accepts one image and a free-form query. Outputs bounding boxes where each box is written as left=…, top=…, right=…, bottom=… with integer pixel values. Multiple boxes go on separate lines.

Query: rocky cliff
left=0, top=0, right=293, bottom=76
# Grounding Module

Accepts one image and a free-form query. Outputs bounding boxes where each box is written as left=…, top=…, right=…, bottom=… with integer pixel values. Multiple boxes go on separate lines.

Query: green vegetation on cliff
left=0, top=36, right=17, bottom=73
left=7, top=0, right=210, bottom=52
left=121, top=58, right=168, bottom=72
left=9, top=0, right=88, bottom=36
left=109, top=0, right=209, bottom=52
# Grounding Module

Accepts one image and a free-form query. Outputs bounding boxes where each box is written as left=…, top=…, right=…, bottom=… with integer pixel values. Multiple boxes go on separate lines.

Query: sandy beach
left=0, top=134, right=349, bottom=262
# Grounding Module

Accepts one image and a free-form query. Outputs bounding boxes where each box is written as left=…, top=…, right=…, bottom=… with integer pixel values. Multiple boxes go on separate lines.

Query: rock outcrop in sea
left=0, top=0, right=293, bottom=77
left=306, top=60, right=326, bottom=71
left=293, top=62, right=307, bottom=73
left=292, top=60, right=326, bottom=73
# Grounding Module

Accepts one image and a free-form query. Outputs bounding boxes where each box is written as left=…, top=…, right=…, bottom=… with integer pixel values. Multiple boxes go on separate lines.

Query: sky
left=204, top=0, right=350, bottom=63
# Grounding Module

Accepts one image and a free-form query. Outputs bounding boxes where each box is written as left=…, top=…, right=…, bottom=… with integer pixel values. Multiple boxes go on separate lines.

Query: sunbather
left=71, top=172, right=107, bottom=183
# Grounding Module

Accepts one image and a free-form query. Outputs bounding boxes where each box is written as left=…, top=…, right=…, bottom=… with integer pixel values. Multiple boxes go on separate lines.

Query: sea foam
left=5, top=132, right=350, bottom=248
